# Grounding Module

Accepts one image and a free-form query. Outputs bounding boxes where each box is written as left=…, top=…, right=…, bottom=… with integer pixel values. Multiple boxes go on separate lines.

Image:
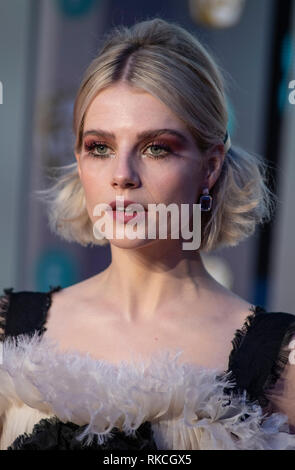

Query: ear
left=75, top=151, right=82, bottom=178
left=203, top=143, right=225, bottom=191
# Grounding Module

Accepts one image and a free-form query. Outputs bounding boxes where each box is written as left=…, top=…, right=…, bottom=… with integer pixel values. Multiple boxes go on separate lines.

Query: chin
left=108, top=236, right=157, bottom=250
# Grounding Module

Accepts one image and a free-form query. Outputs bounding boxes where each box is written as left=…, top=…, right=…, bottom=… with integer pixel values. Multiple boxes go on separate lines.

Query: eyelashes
left=83, top=140, right=174, bottom=160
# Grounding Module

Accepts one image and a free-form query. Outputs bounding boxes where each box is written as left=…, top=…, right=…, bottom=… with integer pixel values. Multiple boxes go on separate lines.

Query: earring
left=199, top=188, right=212, bottom=212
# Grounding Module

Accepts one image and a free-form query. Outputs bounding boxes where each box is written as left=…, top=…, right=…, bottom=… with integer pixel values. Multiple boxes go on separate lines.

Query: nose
left=110, top=155, right=141, bottom=189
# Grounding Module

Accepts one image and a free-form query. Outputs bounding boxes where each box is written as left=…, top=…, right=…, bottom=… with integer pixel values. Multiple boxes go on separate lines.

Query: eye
left=83, top=140, right=173, bottom=160
left=84, top=141, right=113, bottom=159
left=143, top=141, right=172, bottom=159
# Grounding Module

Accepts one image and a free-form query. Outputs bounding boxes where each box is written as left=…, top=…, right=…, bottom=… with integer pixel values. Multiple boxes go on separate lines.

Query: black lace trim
left=263, top=317, right=295, bottom=399
left=220, top=305, right=266, bottom=406
left=227, top=304, right=266, bottom=368
left=0, top=287, right=14, bottom=342
left=225, top=304, right=295, bottom=411
left=39, top=285, right=63, bottom=336
left=0, top=285, right=62, bottom=342
left=7, top=416, right=158, bottom=451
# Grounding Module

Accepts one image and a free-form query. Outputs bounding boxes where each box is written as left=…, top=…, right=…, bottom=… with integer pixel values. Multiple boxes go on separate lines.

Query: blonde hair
left=38, top=17, right=277, bottom=252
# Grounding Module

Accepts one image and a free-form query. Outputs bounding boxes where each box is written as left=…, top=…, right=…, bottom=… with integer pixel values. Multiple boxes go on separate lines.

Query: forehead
left=84, top=83, right=189, bottom=133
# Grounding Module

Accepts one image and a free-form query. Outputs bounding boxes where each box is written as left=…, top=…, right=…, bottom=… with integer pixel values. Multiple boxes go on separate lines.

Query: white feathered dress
left=1, top=286, right=295, bottom=450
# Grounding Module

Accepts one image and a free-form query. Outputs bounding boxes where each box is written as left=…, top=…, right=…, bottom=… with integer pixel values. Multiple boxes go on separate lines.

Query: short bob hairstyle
left=39, top=17, right=276, bottom=252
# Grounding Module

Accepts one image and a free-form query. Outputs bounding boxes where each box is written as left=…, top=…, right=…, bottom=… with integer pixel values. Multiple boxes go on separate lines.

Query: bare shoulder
left=50, top=271, right=110, bottom=308
left=45, top=272, right=110, bottom=336
left=48, top=272, right=254, bottom=334
left=44, top=273, right=255, bottom=369
left=178, top=280, right=256, bottom=368
left=192, top=275, right=255, bottom=324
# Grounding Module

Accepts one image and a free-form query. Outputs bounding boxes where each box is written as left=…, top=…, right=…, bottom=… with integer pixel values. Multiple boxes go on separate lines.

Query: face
left=75, top=83, right=222, bottom=249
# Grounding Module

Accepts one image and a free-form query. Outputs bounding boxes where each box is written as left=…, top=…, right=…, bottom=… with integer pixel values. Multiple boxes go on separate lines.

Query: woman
left=1, top=17, right=295, bottom=451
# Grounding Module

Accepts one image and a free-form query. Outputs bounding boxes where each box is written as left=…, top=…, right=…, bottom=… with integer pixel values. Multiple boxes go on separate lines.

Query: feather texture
left=1, top=332, right=295, bottom=450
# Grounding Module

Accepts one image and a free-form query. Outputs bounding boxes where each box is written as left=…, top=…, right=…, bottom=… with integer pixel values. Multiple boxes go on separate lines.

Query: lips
left=109, top=199, right=148, bottom=211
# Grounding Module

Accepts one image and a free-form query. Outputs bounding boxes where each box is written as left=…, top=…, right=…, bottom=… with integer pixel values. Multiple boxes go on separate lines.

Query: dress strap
left=0, top=285, right=62, bottom=341
left=225, top=305, right=295, bottom=409
left=227, top=304, right=266, bottom=367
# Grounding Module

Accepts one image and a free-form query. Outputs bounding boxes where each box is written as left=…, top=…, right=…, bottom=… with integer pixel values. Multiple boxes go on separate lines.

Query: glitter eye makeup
left=83, top=138, right=180, bottom=160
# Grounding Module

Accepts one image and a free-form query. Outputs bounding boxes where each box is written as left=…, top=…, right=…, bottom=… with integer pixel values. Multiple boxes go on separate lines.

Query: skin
left=44, top=82, right=253, bottom=370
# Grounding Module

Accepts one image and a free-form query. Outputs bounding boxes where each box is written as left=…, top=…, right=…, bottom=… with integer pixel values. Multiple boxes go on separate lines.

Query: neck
left=95, top=239, right=217, bottom=323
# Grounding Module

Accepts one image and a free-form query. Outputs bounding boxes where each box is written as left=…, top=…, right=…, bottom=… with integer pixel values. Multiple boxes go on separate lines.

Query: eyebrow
left=82, top=128, right=190, bottom=144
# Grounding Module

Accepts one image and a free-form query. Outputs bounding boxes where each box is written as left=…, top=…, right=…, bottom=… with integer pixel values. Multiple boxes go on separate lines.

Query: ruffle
left=38, top=285, right=63, bottom=337
left=7, top=417, right=157, bottom=451
left=228, top=305, right=266, bottom=361
left=1, top=332, right=295, bottom=450
left=1, top=285, right=62, bottom=341
left=264, top=319, right=295, bottom=398
left=227, top=306, right=295, bottom=411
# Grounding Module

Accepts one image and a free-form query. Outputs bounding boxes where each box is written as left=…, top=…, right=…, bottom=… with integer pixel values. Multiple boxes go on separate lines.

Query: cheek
left=79, top=170, right=103, bottom=208
left=158, top=167, right=203, bottom=204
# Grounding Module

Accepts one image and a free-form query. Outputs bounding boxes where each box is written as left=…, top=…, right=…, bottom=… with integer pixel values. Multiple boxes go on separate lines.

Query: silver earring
left=199, top=188, right=212, bottom=212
